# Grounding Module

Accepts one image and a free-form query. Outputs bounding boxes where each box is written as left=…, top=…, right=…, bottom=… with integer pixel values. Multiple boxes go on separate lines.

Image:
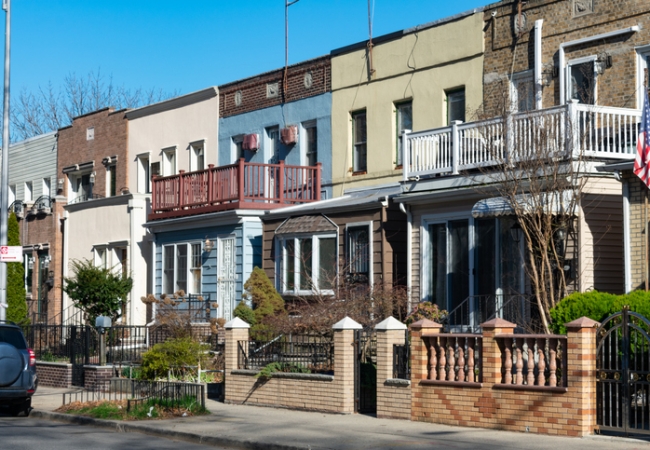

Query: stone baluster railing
left=497, top=335, right=566, bottom=388
left=425, top=334, right=482, bottom=384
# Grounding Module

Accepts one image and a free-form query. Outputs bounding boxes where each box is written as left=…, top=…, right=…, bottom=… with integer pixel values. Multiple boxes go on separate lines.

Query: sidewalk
left=31, top=386, right=649, bottom=450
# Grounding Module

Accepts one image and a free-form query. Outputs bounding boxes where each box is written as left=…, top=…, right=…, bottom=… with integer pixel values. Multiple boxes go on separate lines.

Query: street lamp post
left=0, top=0, right=11, bottom=322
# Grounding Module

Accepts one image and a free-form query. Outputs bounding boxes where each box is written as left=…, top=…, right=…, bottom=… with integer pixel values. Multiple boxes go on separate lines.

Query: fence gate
left=596, top=307, right=650, bottom=435
left=68, top=325, right=93, bottom=386
left=355, top=328, right=377, bottom=414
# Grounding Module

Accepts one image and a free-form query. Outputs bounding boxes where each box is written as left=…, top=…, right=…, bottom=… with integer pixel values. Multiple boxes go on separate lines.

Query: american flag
left=635, top=91, right=650, bottom=187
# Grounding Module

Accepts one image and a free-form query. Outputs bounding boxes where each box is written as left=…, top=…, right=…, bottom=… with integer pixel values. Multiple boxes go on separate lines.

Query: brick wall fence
left=36, top=362, right=72, bottom=388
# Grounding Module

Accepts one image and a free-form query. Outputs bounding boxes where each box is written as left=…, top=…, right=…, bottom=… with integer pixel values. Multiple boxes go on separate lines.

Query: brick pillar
left=480, top=318, right=516, bottom=386
left=409, top=319, right=442, bottom=381
left=565, top=316, right=599, bottom=437
left=375, top=317, right=407, bottom=383
left=376, top=316, right=410, bottom=420
left=224, top=317, right=250, bottom=402
left=332, top=316, right=362, bottom=414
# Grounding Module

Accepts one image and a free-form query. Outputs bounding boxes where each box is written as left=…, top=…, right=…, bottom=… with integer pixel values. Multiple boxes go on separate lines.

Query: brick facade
left=36, top=362, right=72, bottom=388
left=482, top=0, right=650, bottom=116
left=219, top=56, right=331, bottom=118
left=83, top=365, right=114, bottom=392
left=376, top=327, right=411, bottom=420
left=624, top=172, right=649, bottom=291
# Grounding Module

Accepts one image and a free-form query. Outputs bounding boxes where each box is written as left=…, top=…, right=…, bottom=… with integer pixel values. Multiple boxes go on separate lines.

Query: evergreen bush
left=242, top=267, right=285, bottom=338
left=233, top=301, right=256, bottom=325
left=7, top=212, right=28, bottom=324
left=140, top=337, right=209, bottom=380
left=549, top=291, right=617, bottom=334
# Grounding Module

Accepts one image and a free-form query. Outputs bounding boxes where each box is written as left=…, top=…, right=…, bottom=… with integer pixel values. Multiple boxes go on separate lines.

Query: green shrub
left=243, top=267, right=285, bottom=338
left=549, top=291, right=617, bottom=334
left=611, top=290, right=650, bottom=319
left=140, top=337, right=209, bottom=380
left=404, top=302, right=446, bottom=326
left=7, top=212, right=28, bottom=325
left=233, top=301, right=256, bottom=325
left=256, top=361, right=309, bottom=379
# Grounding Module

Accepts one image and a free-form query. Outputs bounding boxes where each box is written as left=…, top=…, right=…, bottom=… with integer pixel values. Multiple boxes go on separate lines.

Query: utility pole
left=0, top=0, right=11, bottom=322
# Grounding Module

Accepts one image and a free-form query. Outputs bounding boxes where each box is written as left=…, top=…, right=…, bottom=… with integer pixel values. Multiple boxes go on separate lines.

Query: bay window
left=279, top=234, right=337, bottom=295
left=162, top=242, right=203, bottom=296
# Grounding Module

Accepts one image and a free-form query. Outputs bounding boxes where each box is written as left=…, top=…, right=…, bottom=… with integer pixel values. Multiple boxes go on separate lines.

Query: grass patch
left=57, top=396, right=209, bottom=420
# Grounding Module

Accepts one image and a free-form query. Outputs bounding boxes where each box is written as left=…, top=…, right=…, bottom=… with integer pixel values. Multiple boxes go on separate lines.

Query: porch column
left=409, top=318, right=442, bottom=421
left=480, top=318, right=516, bottom=386
left=224, top=317, right=250, bottom=402
left=332, top=316, right=362, bottom=414
left=565, top=317, right=599, bottom=437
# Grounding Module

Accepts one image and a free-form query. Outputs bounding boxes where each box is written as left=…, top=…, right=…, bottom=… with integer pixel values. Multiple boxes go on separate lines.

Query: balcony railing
left=149, top=159, right=321, bottom=220
left=403, top=102, right=641, bottom=181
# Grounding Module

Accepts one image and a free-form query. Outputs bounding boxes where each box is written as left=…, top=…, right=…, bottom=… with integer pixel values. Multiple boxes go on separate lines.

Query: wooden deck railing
left=150, top=159, right=321, bottom=220
left=403, top=102, right=641, bottom=180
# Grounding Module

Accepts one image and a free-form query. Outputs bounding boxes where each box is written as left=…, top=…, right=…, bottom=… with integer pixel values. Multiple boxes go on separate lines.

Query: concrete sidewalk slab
left=30, top=387, right=649, bottom=450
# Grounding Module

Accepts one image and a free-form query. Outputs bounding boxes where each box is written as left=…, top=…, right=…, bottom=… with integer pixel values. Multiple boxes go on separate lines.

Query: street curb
left=30, top=410, right=310, bottom=450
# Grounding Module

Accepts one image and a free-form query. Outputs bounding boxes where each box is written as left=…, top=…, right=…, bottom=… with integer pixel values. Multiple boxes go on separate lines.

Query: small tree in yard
left=242, top=267, right=285, bottom=338
left=63, top=259, right=133, bottom=323
left=6, top=212, right=28, bottom=324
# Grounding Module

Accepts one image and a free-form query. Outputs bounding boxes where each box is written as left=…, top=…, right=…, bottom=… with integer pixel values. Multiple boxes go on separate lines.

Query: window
left=446, top=89, right=465, bottom=124
left=352, top=111, right=367, bottom=173
left=162, top=147, right=176, bottom=176
left=70, top=172, right=92, bottom=202
left=24, top=181, right=33, bottom=202
left=395, top=101, right=412, bottom=166
left=113, top=248, right=128, bottom=278
left=567, top=58, right=596, bottom=104
left=24, top=254, right=33, bottom=296
left=510, top=71, right=534, bottom=112
left=190, top=141, right=205, bottom=172
left=190, top=243, right=202, bottom=294
left=303, top=121, right=318, bottom=166
left=95, top=248, right=107, bottom=269
left=637, top=46, right=650, bottom=108
left=279, top=234, right=337, bottom=294
left=106, top=164, right=117, bottom=197
left=9, top=184, right=15, bottom=205
left=347, top=224, right=371, bottom=285
left=42, top=178, right=51, bottom=198
left=137, top=154, right=150, bottom=194
left=86, top=127, right=94, bottom=141
left=266, top=126, right=280, bottom=163
left=162, top=242, right=202, bottom=296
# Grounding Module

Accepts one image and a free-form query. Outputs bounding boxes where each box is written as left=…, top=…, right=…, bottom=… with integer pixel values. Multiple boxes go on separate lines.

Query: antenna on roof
left=367, top=0, right=376, bottom=80
left=284, top=0, right=300, bottom=102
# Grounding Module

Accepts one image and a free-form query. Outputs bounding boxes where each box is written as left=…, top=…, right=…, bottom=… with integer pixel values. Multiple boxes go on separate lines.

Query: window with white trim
left=567, top=57, right=597, bottom=104
left=446, top=88, right=465, bottom=124
left=395, top=101, right=412, bottom=166
left=510, top=70, right=534, bottom=112
left=9, top=184, right=15, bottom=205
left=279, top=234, right=337, bottom=295
left=42, top=178, right=51, bottom=198
left=190, top=141, right=205, bottom=172
left=637, top=46, right=650, bottom=108
left=69, top=172, right=92, bottom=202
left=162, top=242, right=203, bottom=296
left=302, top=121, right=318, bottom=167
left=346, top=224, right=371, bottom=285
left=95, top=248, right=107, bottom=269
left=162, top=147, right=176, bottom=176
left=137, top=154, right=150, bottom=194
left=352, top=110, right=367, bottom=173
left=24, top=181, right=33, bottom=202
left=106, top=164, right=117, bottom=197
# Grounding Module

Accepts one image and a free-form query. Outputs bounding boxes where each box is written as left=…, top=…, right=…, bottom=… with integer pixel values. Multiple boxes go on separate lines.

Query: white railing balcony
left=402, top=102, right=641, bottom=181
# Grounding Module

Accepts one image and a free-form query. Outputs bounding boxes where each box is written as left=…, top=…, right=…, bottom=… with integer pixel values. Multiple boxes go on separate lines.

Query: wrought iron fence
left=393, top=330, right=410, bottom=380
left=106, top=326, right=149, bottom=364
left=23, top=324, right=70, bottom=360
left=238, top=334, right=334, bottom=373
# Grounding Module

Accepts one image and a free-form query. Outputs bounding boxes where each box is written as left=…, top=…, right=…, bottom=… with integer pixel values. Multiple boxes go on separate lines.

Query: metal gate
left=355, top=328, right=377, bottom=414
left=68, top=325, right=96, bottom=386
left=596, top=307, right=650, bottom=435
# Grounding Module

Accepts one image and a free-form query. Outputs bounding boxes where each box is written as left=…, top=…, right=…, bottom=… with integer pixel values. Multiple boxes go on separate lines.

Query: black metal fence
left=238, top=334, right=334, bottom=373
left=62, top=378, right=205, bottom=411
left=393, top=330, right=410, bottom=380
left=444, top=293, right=539, bottom=333
left=106, top=326, right=149, bottom=364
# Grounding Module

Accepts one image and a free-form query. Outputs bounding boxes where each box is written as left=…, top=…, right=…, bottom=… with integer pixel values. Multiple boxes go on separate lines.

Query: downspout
left=399, top=202, right=412, bottom=312
left=559, top=26, right=640, bottom=104
left=61, top=210, right=69, bottom=317
left=534, top=19, right=543, bottom=110
left=128, top=196, right=140, bottom=325
left=622, top=176, right=632, bottom=293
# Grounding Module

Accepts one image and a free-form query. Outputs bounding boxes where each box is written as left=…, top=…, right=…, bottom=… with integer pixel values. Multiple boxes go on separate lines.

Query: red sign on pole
left=0, top=246, right=22, bottom=262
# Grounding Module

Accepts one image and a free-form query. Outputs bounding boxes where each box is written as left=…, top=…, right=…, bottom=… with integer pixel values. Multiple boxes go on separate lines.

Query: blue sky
left=10, top=0, right=488, bottom=97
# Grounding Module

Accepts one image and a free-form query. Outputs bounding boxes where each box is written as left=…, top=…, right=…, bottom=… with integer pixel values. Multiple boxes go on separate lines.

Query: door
left=217, top=237, right=236, bottom=321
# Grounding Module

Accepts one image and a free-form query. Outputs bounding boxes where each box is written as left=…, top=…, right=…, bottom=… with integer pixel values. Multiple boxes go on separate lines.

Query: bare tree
left=471, top=78, right=587, bottom=333
left=10, top=69, right=178, bottom=140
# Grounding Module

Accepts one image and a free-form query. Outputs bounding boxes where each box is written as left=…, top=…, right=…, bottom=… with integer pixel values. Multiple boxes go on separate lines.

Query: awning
left=471, top=191, right=577, bottom=218
left=275, top=214, right=338, bottom=234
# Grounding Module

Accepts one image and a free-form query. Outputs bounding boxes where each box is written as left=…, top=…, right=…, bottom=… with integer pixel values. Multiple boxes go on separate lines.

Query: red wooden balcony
left=148, top=159, right=322, bottom=220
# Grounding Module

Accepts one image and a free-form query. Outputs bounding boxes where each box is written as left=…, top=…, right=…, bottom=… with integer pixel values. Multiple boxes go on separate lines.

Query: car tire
left=0, top=342, right=23, bottom=387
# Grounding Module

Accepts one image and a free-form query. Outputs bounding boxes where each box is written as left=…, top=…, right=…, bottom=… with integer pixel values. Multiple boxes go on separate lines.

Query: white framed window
left=86, top=127, right=94, bottom=141
left=162, top=147, right=176, bottom=176
left=42, top=178, right=51, bottom=198
left=510, top=70, right=534, bottom=112
left=346, top=222, right=372, bottom=285
left=637, top=45, right=650, bottom=108
left=566, top=56, right=597, bottom=105
left=162, top=242, right=202, bottom=296
left=95, top=248, right=107, bottom=269
left=446, top=88, right=466, bottom=124
left=9, top=184, right=15, bottom=205
left=232, top=135, right=244, bottom=162
left=190, top=141, right=205, bottom=172
left=302, top=121, right=318, bottom=167
left=69, top=172, right=93, bottom=202
left=106, top=164, right=117, bottom=197
left=137, top=153, right=151, bottom=194
left=395, top=101, right=412, bottom=166
left=266, top=126, right=280, bottom=163
left=278, top=234, right=337, bottom=295
left=352, top=110, right=367, bottom=173
left=113, top=247, right=128, bottom=278
left=24, top=181, right=33, bottom=202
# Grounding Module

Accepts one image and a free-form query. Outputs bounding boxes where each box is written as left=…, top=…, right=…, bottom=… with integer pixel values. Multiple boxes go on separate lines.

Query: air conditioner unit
left=281, top=126, right=298, bottom=145
left=242, top=133, right=259, bottom=151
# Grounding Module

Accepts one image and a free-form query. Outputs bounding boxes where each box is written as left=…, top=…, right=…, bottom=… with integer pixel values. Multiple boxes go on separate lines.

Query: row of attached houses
left=6, top=0, right=650, bottom=327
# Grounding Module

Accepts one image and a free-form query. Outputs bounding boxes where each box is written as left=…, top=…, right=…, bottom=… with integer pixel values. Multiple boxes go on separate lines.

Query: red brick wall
left=36, top=362, right=72, bottom=388
left=219, top=56, right=331, bottom=118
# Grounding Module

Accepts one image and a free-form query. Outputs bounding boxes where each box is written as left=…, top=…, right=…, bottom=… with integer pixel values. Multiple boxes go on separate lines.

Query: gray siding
left=8, top=132, right=57, bottom=202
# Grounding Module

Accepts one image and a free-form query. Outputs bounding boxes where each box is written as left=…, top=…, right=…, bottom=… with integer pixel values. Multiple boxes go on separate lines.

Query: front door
left=217, top=237, right=236, bottom=321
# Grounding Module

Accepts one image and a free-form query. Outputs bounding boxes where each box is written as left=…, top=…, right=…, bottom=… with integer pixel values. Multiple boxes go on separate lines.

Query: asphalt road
left=0, top=416, right=228, bottom=450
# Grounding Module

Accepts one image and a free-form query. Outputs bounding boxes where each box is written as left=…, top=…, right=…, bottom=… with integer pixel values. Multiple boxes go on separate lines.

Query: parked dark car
left=0, top=321, right=37, bottom=416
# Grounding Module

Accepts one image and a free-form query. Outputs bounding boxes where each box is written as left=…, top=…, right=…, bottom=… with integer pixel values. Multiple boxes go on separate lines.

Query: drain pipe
left=559, top=26, right=639, bottom=104
left=399, top=202, right=413, bottom=312
left=534, top=19, right=543, bottom=110
left=622, top=177, right=632, bottom=293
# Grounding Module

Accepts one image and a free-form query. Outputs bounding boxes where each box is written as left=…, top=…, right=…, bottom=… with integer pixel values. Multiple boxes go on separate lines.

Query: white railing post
left=402, top=129, right=411, bottom=182
left=452, top=120, right=461, bottom=175
left=506, top=114, right=514, bottom=165
left=568, top=100, right=579, bottom=157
